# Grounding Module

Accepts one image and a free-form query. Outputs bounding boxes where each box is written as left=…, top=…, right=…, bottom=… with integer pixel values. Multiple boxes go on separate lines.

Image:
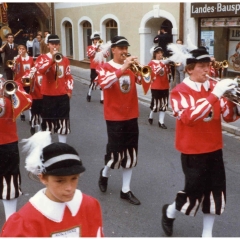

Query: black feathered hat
left=22, top=131, right=85, bottom=176
left=111, top=36, right=130, bottom=48
left=186, top=46, right=211, bottom=65
left=41, top=142, right=85, bottom=176
left=47, top=34, right=60, bottom=44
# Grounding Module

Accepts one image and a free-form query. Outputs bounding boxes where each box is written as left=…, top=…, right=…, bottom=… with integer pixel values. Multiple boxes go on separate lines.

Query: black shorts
left=105, top=118, right=139, bottom=169
left=0, top=142, right=22, bottom=200
left=150, top=89, right=169, bottom=112
left=175, top=149, right=226, bottom=216
left=41, top=94, right=70, bottom=134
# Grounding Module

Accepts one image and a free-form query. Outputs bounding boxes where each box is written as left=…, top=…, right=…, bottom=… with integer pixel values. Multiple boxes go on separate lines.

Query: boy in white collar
left=0, top=131, right=104, bottom=237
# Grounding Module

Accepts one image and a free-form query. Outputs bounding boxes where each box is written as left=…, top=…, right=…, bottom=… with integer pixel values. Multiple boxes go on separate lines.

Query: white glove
left=212, top=78, right=238, bottom=98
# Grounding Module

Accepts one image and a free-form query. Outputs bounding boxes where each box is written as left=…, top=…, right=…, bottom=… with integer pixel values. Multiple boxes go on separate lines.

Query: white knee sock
left=2, top=199, right=17, bottom=221
left=102, top=165, right=110, bottom=177
left=88, top=86, right=92, bottom=95
left=122, top=168, right=132, bottom=193
left=28, top=109, right=32, bottom=120
left=58, top=134, right=67, bottom=143
left=167, top=201, right=177, bottom=218
left=100, top=90, right=104, bottom=101
left=202, top=214, right=216, bottom=237
left=149, top=110, right=153, bottom=118
left=159, top=111, right=165, bottom=124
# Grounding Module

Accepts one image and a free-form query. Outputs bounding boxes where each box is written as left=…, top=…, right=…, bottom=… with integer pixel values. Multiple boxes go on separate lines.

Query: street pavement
left=0, top=65, right=240, bottom=237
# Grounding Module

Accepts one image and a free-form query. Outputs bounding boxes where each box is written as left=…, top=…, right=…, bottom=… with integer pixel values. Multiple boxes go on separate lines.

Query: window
left=65, top=21, right=73, bottom=58
left=106, top=19, right=118, bottom=60
left=200, top=17, right=240, bottom=78
left=83, top=21, right=92, bottom=60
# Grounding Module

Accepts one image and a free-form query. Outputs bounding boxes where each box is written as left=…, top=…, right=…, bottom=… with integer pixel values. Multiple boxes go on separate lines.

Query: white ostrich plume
left=150, top=46, right=155, bottom=56
left=94, top=40, right=111, bottom=63
left=167, top=43, right=193, bottom=67
left=186, top=33, right=197, bottom=52
left=21, top=131, right=52, bottom=175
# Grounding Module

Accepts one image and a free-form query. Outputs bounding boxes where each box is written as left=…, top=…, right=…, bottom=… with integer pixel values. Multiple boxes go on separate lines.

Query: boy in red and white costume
left=148, top=46, right=171, bottom=129
left=0, top=75, right=32, bottom=221
left=13, top=45, right=34, bottom=122
left=86, top=32, right=107, bottom=103
left=33, top=34, right=73, bottom=143
left=161, top=46, right=240, bottom=237
left=0, top=132, right=104, bottom=237
left=96, top=36, right=145, bottom=205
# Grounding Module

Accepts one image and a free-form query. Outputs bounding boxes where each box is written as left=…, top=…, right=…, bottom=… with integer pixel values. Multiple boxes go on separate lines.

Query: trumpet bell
left=22, top=77, right=31, bottom=87
left=6, top=60, right=15, bottom=68
left=3, top=80, right=18, bottom=95
left=53, top=53, right=63, bottom=63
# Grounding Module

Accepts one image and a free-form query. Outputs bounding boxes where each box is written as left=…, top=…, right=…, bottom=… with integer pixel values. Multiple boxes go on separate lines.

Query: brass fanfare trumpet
left=122, top=53, right=152, bottom=78
left=206, top=74, right=240, bottom=106
left=212, top=60, right=229, bottom=69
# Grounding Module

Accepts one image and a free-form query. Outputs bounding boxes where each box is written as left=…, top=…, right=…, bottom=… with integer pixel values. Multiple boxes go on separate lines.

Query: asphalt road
left=0, top=79, right=240, bottom=237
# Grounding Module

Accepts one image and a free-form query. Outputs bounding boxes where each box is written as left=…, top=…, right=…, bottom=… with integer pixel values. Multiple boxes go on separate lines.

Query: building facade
left=53, top=2, right=182, bottom=68
left=185, top=2, right=240, bottom=78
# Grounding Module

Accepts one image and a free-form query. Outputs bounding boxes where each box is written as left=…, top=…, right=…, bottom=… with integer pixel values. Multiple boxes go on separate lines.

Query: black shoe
left=30, top=127, right=35, bottom=136
left=20, top=114, right=25, bottom=121
left=120, top=191, right=141, bottom=205
left=98, top=168, right=108, bottom=192
left=161, top=204, right=175, bottom=236
left=86, top=95, right=91, bottom=102
left=148, top=118, right=153, bottom=125
left=100, top=100, right=104, bottom=104
left=158, top=122, right=167, bottom=129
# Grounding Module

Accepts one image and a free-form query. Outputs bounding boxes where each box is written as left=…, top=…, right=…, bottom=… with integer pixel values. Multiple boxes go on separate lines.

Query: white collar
left=29, top=188, right=83, bottom=222
left=21, top=55, right=29, bottom=61
left=108, top=59, right=122, bottom=69
left=47, top=52, right=52, bottom=59
left=183, top=76, right=210, bottom=92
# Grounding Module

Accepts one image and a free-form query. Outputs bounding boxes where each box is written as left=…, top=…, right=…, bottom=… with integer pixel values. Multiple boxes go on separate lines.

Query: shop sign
left=201, top=17, right=240, bottom=27
left=191, top=2, right=240, bottom=18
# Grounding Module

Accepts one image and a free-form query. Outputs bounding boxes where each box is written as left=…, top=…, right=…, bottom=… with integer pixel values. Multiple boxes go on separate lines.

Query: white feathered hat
left=91, top=31, right=101, bottom=40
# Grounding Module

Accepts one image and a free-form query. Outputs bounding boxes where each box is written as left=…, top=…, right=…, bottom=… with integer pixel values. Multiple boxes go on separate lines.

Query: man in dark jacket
left=0, top=33, right=18, bottom=80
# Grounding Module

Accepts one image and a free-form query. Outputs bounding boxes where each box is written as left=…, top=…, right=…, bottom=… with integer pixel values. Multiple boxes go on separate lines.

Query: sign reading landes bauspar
left=191, top=2, right=240, bottom=18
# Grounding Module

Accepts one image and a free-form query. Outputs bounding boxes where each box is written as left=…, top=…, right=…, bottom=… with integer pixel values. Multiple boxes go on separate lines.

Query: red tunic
left=34, top=53, right=73, bottom=96
left=0, top=189, right=104, bottom=237
left=148, top=60, right=170, bottom=90
left=87, top=44, right=99, bottom=69
left=0, top=82, right=32, bottom=145
left=13, top=55, right=34, bottom=82
left=170, top=77, right=239, bottom=154
left=30, top=71, right=43, bottom=100
left=96, top=60, right=142, bottom=121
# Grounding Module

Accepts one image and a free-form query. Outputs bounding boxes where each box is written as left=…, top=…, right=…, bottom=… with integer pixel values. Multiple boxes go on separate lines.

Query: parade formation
left=1, top=2, right=240, bottom=238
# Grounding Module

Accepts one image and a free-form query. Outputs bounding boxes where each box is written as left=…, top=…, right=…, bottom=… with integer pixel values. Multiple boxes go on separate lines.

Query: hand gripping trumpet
left=22, top=68, right=36, bottom=88
left=206, top=74, right=240, bottom=106
left=122, top=53, right=152, bottom=78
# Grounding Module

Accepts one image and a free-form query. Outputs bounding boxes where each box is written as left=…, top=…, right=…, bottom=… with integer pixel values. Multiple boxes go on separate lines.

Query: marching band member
left=96, top=36, right=144, bottom=205
left=33, top=34, right=74, bottom=143
left=148, top=46, right=171, bottom=129
left=1, top=131, right=104, bottom=237
left=13, top=45, right=34, bottom=122
left=21, top=69, right=43, bottom=135
left=86, top=32, right=107, bottom=103
left=209, top=57, right=219, bottom=78
left=161, top=46, right=240, bottom=237
left=0, top=74, right=32, bottom=221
